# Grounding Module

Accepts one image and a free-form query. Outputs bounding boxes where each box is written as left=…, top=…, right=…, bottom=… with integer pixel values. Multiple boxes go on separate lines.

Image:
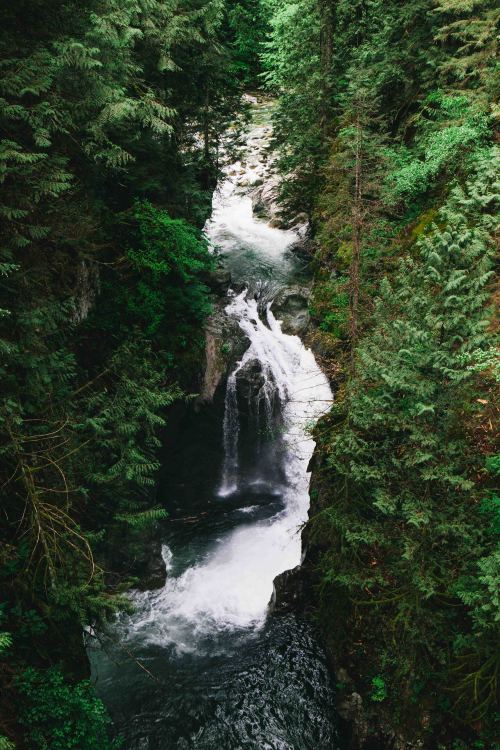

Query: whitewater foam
left=120, top=118, right=332, bottom=655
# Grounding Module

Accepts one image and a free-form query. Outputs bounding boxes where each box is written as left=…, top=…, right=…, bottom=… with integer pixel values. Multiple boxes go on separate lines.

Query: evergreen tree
left=0, top=0, right=246, bottom=744
left=317, top=80, right=389, bottom=352
left=311, top=149, right=499, bottom=739
left=262, top=0, right=326, bottom=223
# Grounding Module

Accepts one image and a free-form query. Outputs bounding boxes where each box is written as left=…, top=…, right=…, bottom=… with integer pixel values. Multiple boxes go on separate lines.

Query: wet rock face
left=271, top=286, right=311, bottom=335
left=199, top=304, right=246, bottom=405
left=107, top=537, right=168, bottom=592
left=135, top=539, right=168, bottom=591
left=203, top=267, right=232, bottom=295
left=235, top=358, right=266, bottom=404
left=201, top=328, right=224, bottom=404
left=251, top=175, right=284, bottom=226
left=337, top=692, right=370, bottom=750
left=234, top=357, right=282, bottom=425
left=270, top=565, right=307, bottom=613
left=250, top=173, right=309, bottom=235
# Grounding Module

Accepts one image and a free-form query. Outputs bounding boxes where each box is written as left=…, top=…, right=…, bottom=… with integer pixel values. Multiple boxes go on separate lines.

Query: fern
left=115, top=507, right=168, bottom=528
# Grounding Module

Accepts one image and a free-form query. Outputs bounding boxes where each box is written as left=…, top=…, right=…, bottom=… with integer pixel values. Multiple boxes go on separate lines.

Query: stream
left=90, top=99, right=340, bottom=750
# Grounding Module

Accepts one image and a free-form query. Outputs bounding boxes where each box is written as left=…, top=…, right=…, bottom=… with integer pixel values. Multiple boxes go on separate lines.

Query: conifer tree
left=311, top=148, right=498, bottom=732
left=0, top=0, right=245, bottom=744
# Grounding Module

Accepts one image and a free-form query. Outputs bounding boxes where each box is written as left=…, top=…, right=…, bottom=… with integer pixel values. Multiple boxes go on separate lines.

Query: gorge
left=1, top=1, right=497, bottom=748
left=90, top=99, right=340, bottom=750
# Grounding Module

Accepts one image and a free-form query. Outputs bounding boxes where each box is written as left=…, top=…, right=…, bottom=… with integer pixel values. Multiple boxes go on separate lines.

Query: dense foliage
left=264, top=0, right=499, bottom=746
left=0, top=0, right=250, bottom=746
left=228, top=0, right=270, bottom=86
left=1, top=0, right=498, bottom=747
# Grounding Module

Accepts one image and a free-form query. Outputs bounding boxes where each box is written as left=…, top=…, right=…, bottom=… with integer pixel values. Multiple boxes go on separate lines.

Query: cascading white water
left=122, top=298, right=331, bottom=653
left=91, top=101, right=341, bottom=750
left=120, top=107, right=332, bottom=656
left=218, top=291, right=331, bottom=498
left=218, top=370, right=239, bottom=496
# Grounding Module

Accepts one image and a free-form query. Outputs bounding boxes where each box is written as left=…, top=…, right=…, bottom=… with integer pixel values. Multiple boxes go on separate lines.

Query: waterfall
left=219, top=371, right=239, bottom=496
left=218, top=289, right=290, bottom=497
left=91, top=101, right=340, bottom=750
left=117, top=107, right=333, bottom=655
left=120, top=289, right=332, bottom=654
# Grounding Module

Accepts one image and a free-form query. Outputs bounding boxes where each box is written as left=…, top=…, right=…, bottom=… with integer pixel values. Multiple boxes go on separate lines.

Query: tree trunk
left=349, top=114, right=362, bottom=363
left=319, top=0, right=334, bottom=135
left=202, top=85, right=211, bottom=190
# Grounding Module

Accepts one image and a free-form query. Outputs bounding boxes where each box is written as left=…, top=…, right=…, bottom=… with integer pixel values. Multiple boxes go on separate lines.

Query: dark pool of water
left=90, top=614, right=340, bottom=750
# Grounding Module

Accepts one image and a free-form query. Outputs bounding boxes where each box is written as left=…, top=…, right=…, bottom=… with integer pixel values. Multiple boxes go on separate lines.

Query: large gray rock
left=271, top=286, right=311, bottom=335
left=337, top=692, right=370, bottom=749
left=235, top=358, right=266, bottom=404
left=203, top=268, right=232, bottom=296
left=133, top=539, right=167, bottom=591
left=199, top=304, right=246, bottom=404
left=250, top=175, right=284, bottom=225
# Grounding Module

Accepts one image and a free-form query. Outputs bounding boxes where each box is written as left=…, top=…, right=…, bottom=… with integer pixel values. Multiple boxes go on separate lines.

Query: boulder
left=251, top=175, right=282, bottom=224
left=235, top=358, right=267, bottom=405
left=133, top=538, right=168, bottom=591
left=270, top=565, right=306, bottom=613
left=271, top=286, right=311, bottom=335
left=337, top=692, right=370, bottom=749
left=204, top=268, right=232, bottom=296
left=199, top=304, right=245, bottom=404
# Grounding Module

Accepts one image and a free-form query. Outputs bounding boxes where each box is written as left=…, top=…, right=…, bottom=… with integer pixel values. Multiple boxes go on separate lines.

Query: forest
left=0, top=0, right=498, bottom=748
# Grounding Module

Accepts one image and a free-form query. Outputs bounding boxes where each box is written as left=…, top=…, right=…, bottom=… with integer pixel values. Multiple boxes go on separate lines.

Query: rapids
left=89, top=98, right=340, bottom=750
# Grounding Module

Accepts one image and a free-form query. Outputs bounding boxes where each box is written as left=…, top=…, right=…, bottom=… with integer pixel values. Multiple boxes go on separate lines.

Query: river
left=89, top=98, right=340, bottom=750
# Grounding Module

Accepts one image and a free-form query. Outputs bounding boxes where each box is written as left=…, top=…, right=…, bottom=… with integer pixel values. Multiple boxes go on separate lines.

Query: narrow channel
left=90, top=99, right=340, bottom=750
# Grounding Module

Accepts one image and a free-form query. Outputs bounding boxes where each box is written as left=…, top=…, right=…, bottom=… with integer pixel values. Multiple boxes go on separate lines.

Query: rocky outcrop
left=235, top=358, right=266, bottom=403
left=250, top=174, right=311, bottom=236
left=103, top=533, right=168, bottom=592
left=200, top=305, right=228, bottom=404
left=337, top=690, right=370, bottom=750
left=199, top=261, right=249, bottom=405
left=204, top=267, right=232, bottom=295
left=251, top=175, right=283, bottom=225
left=199, top=297, right=250, bottom=405
left=271, top=285, right=311, bottom=336
left=270, top=565, right=309, bottom=614
left=336, top=684, right=427, bottom=750
left=134, top=538, right=168, bottom=591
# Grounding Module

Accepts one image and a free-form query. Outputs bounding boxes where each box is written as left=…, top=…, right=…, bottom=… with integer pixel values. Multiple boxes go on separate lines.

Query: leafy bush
left=310, top=278, right=349, bottom=339
left=17, top=668, right=120, bottom=750
left=125, top=200, right=213, bottom=338
left=370, top=675, right=388, bottom=702
left=385, top=94, right=490, bottom=203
